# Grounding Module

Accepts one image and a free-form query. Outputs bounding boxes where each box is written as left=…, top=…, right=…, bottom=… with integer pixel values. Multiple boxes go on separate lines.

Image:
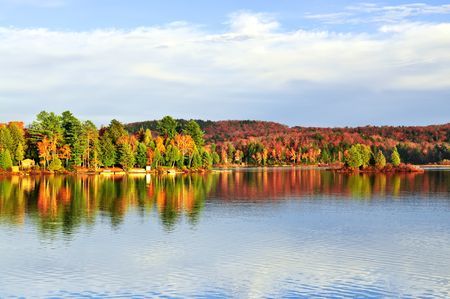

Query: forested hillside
left=127, top=120, right=450, bottom=165
left=1, top=114, right=449, bottom=173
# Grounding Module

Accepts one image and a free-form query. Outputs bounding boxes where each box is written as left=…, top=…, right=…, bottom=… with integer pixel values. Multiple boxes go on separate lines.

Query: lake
left=0, top=168, right=449, bottom=298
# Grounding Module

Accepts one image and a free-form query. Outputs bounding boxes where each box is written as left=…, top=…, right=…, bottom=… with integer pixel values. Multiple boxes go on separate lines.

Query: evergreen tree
left=135, top=142, right=148, bottom=168
left=191, top=149, right=202, bottom=169
left=61, top=111, right=82, bottom=166
left=391, top=147, right=401, bottom=167
left=157, top=116, right=178, bottom=140
left=119, top=143, right=135, bottom=170
left=183, top=120, right=204, bottom=147
left=202, top=151, right=213, bottom=169
left=100, top=135, right=116, bottom=167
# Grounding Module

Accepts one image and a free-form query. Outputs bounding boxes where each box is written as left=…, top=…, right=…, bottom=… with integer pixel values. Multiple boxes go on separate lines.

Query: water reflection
left=0, top=169, right=448, bottom=234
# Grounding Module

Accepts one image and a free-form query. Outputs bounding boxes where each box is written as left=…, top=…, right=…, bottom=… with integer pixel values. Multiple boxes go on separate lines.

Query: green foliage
left=48, top=156, right=63, bottom=172
left=15, top=143, right=25, bottom=165
left=375, top=150, right=386, bottom=169
left=191, top=149, right=202, bottom=169
left=119, top=143, right=135, bottom=170
left=100, top=135, right=116, bottom=167
left=357, top=144, right=372, bottom=168
left=107, top=119, right=128, bottom=144
left=183, top=120, right=204, bottom=147
left=0, top=149, right=13, bottom=170
left=211, top=151, right=220, bottom=165
left=135, top=142, right=148, bottom=168
left=0, top=126, right=13, bottom=153
left=152, top=148, right=163, bottom=168
left=29, top=111, right=63, bottom=140
left=345, top=145, right=363, bottom=169
left=202, top=151, right=213, bottom=169
left=143, top=129, right=153, bottom=147
left=391, top=147, right=401, bottom=167
left=165, top=144, right=181, bottom=167
left=157, top=116, right=178, bottom=139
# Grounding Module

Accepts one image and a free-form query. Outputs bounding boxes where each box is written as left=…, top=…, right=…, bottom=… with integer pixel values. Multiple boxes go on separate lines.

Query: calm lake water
left=0, top=168, right=449, bottom=298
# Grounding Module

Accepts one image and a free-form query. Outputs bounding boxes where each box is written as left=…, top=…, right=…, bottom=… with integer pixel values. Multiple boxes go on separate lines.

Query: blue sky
left=0, top=0, right=449, bottom=126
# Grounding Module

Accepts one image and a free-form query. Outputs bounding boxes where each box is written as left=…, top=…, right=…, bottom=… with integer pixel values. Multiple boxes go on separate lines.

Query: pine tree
left=135, top=142, right=148, bottom=168
left=100, top=135, right=116, bottom=167
left=119, top=143, right=135, bottom=170
left=202, top=151, right=213, bottom=169
left=183, top=120, right=204, bottom=147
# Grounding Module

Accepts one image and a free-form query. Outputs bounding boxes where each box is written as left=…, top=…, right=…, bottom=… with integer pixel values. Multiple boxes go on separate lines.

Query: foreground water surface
left=0, top=168, right=449, bottom=298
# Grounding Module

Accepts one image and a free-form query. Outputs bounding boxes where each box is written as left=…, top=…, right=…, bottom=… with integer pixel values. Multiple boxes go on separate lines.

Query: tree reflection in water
left=0, top=169, right=448, bottom=235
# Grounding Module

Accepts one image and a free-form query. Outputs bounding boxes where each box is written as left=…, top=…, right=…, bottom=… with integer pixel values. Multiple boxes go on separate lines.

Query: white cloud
left=0, top=11, right=449, bottom=125
left=305, top=3, right=450, bottom=24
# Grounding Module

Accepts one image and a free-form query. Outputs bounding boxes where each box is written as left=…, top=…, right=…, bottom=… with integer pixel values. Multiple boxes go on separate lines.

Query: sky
left=0, top=0, right=449, bottom=127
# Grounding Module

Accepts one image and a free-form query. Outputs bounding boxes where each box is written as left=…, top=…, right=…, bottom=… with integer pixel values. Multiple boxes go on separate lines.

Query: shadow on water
left=0, top=169, right=448, bottom=235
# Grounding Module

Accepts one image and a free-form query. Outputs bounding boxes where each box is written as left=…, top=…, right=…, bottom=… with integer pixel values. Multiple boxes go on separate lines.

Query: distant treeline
left=127, top=119, right=450, bottom=166
left=0, top=112, right=449, bottom=172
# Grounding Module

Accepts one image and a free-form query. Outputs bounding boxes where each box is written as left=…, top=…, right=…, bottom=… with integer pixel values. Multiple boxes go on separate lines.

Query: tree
left=183, top=120, right=204, bottom=147
left=143, top=129, right=154, bottom=147
left=357, top=144, right=372, bottom=168
left=37, top=137, right=51, bottom=170
left=107, top=119, right=128, bottom=144
left=165, top=144, right=181, bottom=167
left=135, top=142, right=148, bottom=168
left=15, top=143, right=25, bottom=166
left=100, top=135, right=116, bottom=168
left=0, top=149, right=13, bottom=171
left=59, top=144, right=72, bottom=168
left=191, top=149, right=202, bottom=169
left=157, top=116, right=178, bottom=140
left=119, top=143, right=135, bottom=170
left=345, top=145, right=362, bottom=169
left=391, top=147, right=401, bottom=167
left=0, top=126, right=13, bottom=154
left=48, top=156, right=63, bottom=172
left=61, top=111, right=82, bottom=166
left=375, top=150, right=386, bottom=169
left=202, top=151, right=213, bottom=169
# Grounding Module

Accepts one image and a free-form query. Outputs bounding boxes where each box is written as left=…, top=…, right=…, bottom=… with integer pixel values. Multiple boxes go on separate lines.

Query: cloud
left=0, top=11, right=449, bottom=125
left=305, top=3, right=450, bottom=24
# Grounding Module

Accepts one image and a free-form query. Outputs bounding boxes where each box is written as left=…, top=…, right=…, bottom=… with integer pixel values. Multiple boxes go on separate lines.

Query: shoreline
left=1, top=163, right=448, bottom=177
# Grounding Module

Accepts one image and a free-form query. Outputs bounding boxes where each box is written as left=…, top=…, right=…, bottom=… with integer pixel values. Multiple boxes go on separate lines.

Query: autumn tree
left=345, top=145, right=362, bottom=169
left=375, top=150, right=386, bottom=169
left=391, top=147, right=401, bottom=167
